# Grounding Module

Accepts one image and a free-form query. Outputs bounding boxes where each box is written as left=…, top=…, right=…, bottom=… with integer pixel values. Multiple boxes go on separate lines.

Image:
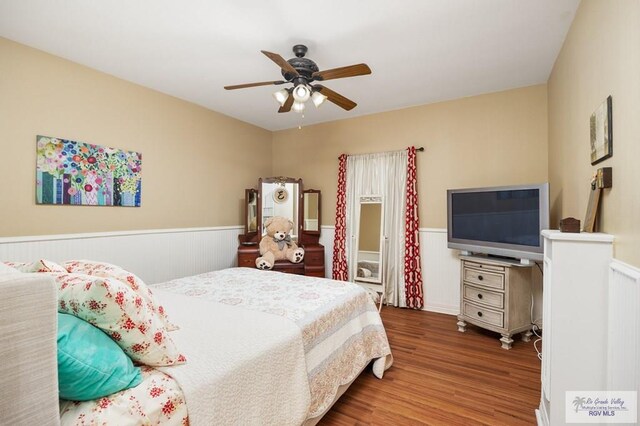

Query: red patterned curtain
left=332, top=154, right=349, bottom=280
left=404, top=146, right=424, bottom=308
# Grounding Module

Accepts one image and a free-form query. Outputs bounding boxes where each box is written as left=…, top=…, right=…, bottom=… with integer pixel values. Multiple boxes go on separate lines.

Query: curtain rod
left=339, top=146, right=424, bottom=159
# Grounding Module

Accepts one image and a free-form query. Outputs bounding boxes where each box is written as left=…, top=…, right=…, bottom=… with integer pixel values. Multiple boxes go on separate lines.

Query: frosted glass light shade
left=272, top=88, right=289, bottom=106
left=292, top=101, right=306, bottom=113
left=311, top=91, right=328, bottom=108
left=292, top=84, right=311, bottom=102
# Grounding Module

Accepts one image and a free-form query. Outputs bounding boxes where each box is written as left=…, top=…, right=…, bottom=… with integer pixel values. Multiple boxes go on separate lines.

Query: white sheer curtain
left=345, top=150, right=408, bottom=307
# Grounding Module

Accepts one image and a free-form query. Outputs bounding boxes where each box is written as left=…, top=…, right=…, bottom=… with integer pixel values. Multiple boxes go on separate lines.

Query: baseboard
left=423, top=302, right=459, bottom=316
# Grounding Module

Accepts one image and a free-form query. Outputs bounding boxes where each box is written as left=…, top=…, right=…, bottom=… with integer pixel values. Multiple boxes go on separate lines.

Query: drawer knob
left=477, top=311, right=483, bottom=317
left=478, top=275, right=484, bottom=281
left=477, top=294, right=483, bottom=299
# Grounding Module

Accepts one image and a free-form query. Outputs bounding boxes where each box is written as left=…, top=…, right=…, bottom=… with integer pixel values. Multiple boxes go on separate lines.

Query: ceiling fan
left=224, top=44, right=371, bottom=113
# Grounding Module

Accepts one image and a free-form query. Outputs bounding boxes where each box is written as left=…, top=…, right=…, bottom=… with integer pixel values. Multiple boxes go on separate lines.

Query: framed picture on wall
left=590, top=95, right=613, bottom=165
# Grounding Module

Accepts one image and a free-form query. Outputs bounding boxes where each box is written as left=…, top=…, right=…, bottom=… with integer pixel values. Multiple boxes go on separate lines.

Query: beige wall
left=0, top=37, right=272, bottom=236
left=548, top=0, right=640, bottom=266
left=272, top=85, right=549, bottom=229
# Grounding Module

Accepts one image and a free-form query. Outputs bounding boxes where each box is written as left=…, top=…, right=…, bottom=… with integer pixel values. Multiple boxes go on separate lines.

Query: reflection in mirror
left=303, top=193, right=319, bottom=231
left=355, top=197, right=383, bottom=284
left=261, top=182, right=299, bottom=239
left=246, top=189, right=258, bottom=233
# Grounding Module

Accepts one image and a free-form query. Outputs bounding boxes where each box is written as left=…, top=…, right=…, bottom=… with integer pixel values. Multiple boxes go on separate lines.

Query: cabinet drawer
left=463, top=284, right=504, bottom=309
left=305, top=268, right=326, bottom=278
left=463, top=267, right=504, bottom=290
left=463, top=302, right=504, bottom=328
left=238, top=255, right=257, bottom=268
left=304, top=250, right=324, bottom=266
left=463, top=260, right=505, bottom=273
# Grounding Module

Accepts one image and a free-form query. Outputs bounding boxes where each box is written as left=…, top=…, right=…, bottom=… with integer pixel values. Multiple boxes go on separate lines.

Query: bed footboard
left=0, top=273, right=59, bottom=425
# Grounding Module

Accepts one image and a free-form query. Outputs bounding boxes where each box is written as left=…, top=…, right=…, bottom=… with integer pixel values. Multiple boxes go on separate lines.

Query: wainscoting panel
left=608, top=259, right=640, bottom=397
left=420, top=229, right=461, bottom=314
left=319, top=226, right=461, bottom=314
left=319, top=226, right=335, bottom=279
left=0, top=227, right=243, bottom=284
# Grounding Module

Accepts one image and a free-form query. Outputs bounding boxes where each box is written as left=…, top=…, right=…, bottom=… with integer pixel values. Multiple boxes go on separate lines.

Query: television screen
left=451, top=189, right=540, bottom=246
left=447, top=183, right=549, bottom=261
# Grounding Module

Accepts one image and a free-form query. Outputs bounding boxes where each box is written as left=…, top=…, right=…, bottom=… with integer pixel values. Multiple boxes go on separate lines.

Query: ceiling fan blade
left=224, top=80, right=285, bottom=90
left=261, top=50, right=299, bottom=77
left=278, top=93, right=294, bottom=113
left=315, top=85, right=357, bottom=111
left=312, top=63, right=371, bottom=81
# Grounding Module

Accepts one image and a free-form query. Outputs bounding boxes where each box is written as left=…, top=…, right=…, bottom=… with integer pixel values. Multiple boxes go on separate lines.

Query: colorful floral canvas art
left=36, top=135, right=142, bottom=207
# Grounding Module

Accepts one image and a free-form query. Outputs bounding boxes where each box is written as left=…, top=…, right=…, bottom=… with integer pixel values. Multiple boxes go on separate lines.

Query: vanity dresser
left=237, top=177, right=325, bottom=277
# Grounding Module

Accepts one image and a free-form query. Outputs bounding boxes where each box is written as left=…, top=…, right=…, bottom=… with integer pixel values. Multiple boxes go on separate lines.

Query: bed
left=1, top=266, right=393, bottom=425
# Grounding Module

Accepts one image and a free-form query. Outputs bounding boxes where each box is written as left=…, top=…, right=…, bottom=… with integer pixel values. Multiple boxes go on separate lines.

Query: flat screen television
left=447, top=183, right=549, bottom=262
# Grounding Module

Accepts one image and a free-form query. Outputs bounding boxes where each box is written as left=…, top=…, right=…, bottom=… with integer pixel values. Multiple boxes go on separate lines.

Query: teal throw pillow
left=57, top=313, right=142, bottom=401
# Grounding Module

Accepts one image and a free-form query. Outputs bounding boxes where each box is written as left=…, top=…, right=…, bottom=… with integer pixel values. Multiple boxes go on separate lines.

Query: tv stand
left=456, top=255, right=534, bottom=349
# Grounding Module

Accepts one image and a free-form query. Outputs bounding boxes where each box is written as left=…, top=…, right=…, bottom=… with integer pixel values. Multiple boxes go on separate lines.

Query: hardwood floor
left=320, top=307, right=541, bottom=425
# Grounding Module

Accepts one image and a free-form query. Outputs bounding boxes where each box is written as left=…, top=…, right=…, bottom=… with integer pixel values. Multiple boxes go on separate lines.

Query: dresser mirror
left=300, top=189, right=321, bottom=246
left=245, top=188, right=258, bottom=235
left=354, top=196, right=384, bottom=285
left=258, top=177, right=302, bottom=241
left=302, top=190, right=320, bottom=232
left=240, top=177, right=322, bottom=246
left=238, top=178, right=325, bottom=277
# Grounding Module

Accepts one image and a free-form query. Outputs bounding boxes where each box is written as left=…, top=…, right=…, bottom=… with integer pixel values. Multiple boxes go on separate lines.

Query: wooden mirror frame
left=300, top=189, right=321, bottom=246
left=257, top=176, right=303, bottom=242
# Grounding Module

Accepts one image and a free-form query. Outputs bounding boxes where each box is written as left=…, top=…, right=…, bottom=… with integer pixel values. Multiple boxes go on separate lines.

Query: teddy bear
left=255, top=216, right=305, bottom=270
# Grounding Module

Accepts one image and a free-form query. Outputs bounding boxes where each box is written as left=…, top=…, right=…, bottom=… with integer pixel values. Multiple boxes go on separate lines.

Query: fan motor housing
left=282, top=44, right=318, bottom=81
left=284, top=57, right=319, bottom=80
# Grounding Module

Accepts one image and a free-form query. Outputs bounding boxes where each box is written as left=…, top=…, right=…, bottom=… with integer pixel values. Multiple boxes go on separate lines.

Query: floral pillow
left=5, top=259, right=67, bottom=273
left=63, top=260, right=177, bottom=331
left=53, top=272, right=186, bottom=367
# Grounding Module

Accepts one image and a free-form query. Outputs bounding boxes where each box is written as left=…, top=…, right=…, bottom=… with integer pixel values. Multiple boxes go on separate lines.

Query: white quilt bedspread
left=154, top=290, right=311, bottom=426
left=155, top=268, right=393, bottom=419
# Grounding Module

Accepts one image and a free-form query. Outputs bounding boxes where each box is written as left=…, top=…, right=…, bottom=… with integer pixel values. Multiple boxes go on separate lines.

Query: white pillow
left=0, top=263, right=21, bottom=276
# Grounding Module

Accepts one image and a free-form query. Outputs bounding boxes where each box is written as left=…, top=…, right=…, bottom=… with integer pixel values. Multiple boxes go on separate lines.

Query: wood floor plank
left=320, top=307, right=541, bottom=425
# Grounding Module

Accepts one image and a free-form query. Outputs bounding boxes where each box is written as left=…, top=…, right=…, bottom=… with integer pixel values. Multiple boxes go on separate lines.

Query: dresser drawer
left=304, top=267, right=325, bottom=278
left=463, top=260, right=505, bottom=273
left=463, top=284, right=504, bottom=309
left=463, top=267, right=504, bottom=290
left=238, top=253, right=258, bottom=267
left=463, top=302, right=504, bottom=328
left=304, top=249, right=324, bottom=266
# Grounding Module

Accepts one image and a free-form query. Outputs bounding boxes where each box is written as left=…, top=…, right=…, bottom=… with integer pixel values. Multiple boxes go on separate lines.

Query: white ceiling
left=0, top=0, right=579, bottom=131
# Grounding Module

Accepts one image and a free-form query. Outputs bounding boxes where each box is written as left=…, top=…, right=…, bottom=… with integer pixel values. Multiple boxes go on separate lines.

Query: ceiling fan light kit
left=273, top=88, right=289, bottom=106
left=292, top=101, right=306, bottom=113
left=225, top=44, right=371, bottom=114
left=311, top=91, right=327, bottom=108
left=292, top=84, right=311, bottom=102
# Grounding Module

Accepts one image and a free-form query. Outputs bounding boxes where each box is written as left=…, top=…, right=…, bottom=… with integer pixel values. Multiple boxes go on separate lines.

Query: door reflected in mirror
left=261, top=182, right=299, bottom=239
left=303, top=192, right=319, bottom=231
left=356, top=198, right=383, bottom=284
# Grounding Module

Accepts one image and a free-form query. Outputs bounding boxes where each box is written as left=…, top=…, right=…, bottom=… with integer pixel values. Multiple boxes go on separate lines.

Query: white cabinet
left=456, top=256, right=534, bottom=349
left=536, top=230, right=613, bottom=426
